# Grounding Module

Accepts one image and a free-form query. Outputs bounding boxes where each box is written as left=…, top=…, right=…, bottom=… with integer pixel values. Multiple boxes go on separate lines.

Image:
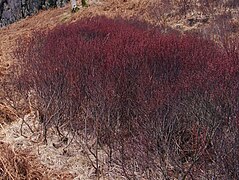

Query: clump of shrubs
left=15, top=16, right=239, bottom=179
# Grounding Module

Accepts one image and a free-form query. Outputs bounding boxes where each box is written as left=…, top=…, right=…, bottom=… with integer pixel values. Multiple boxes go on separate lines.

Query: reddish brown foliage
left=15, top=16, right=239, bottom=179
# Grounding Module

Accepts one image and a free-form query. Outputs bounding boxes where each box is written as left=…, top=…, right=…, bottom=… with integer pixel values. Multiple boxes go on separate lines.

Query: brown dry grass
left=0, top=141, right=75, bottom=179
left=0, top=141, right=48, bottom=179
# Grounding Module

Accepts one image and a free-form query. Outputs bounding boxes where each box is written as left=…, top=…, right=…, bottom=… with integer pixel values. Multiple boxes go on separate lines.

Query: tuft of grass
left=0, top=141, right=47, bottom=179
left=81, top=0, right=88, bottom=7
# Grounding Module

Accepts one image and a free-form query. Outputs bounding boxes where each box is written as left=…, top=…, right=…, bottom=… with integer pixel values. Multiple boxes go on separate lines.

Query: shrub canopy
left=15, top=16, right=239, bottom=179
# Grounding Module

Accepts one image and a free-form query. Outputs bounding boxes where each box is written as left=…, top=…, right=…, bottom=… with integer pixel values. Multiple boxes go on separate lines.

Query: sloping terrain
left=0, top=0, right=239, bottom=179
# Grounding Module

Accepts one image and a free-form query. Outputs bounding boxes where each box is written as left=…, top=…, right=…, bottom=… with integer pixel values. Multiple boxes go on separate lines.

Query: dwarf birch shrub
left=15, top=16, right=239, bottom=179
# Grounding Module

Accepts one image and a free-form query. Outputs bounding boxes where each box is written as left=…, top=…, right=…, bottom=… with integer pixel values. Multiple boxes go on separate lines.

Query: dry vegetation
left=0, top=140, right=76, bottom=179
left=0, top=0, right=239, bottom=179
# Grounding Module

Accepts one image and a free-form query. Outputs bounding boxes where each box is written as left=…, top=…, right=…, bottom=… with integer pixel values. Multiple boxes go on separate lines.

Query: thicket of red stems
left=15, top=16, right=239, bottom=179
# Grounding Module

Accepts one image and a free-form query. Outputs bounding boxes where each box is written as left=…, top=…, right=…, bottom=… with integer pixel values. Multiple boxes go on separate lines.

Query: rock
left=187, top=18, right=198, bottom=26
left=0, top=0, right=69, bottom=27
